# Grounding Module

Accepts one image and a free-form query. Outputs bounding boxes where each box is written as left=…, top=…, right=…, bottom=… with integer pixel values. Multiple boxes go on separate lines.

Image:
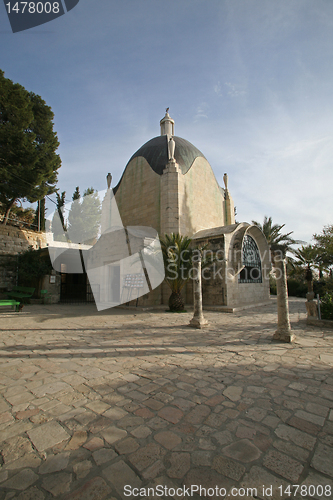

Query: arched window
left=239, top=235, right=262, bottom=283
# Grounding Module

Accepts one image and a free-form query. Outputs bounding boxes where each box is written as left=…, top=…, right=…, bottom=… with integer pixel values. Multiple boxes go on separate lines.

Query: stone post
left=272, top=248, right=295, bottom=342
left=305, top=292, right=318, bottom=319
left=190, top=255, right=208, bottom=329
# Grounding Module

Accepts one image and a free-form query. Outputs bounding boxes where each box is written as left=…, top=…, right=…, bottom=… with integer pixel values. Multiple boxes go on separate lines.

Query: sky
left=1, top=0, right=333, bottom=243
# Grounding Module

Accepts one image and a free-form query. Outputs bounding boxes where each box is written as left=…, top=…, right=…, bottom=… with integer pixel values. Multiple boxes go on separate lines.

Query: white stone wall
left=180, top=157, right=225, bottom=236
left=114, top=157, right=161, bottom=231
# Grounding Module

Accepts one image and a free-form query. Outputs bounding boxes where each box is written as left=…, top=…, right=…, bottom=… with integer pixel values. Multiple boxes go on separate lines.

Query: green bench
left=7, top=286, right=35, bottom=302
left=0, top=300, right=21, bottom=312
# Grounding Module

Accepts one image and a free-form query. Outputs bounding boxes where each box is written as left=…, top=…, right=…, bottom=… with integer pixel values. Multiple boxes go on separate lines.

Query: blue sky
left=1, top=0, right=333, bottom=243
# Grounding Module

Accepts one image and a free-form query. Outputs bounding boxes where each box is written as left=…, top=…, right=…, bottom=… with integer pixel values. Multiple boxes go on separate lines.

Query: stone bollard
left=272, top=248, right=295, bottom=343
left=189, top=255, right=208, bottom=329
left=305, top=292, right=318, bottom=319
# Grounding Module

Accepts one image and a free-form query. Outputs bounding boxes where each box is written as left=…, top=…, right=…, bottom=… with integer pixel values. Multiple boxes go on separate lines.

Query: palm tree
left=292, top=244, right=324, bottom=292
left=251, top=216, right=302, bottom=253
left=160, top=233, right=193, bottom=311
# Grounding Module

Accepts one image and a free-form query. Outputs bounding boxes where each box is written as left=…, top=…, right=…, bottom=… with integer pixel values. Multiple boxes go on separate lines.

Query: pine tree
left=0, top=70, right=61, bottom=224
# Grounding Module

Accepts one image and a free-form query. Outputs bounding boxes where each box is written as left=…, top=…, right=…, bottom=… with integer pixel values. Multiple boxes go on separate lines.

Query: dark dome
left=113, top=135, right=206, bottom=193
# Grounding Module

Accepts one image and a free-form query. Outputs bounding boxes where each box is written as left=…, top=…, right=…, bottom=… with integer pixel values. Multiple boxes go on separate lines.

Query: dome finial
left=160, top=109, right=174, bottom=136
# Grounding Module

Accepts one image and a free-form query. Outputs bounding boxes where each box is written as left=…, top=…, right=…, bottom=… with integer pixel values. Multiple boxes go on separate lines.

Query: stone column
left=160, top=161, right=181, bottom=235
left=272, top=248, right=295, bottom=342
left=190, top=255, right=208, bottom=329
left=305, top=292, right=318, bottom=319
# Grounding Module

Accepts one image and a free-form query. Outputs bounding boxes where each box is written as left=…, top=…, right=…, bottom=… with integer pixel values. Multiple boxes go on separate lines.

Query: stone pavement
left=0, top=298, right=332, bottom=500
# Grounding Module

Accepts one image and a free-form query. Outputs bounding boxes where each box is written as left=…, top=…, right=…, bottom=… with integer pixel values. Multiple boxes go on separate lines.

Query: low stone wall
left=0, top=224, right=47, bottom=255
left=0, top=225, right=48, bottom=289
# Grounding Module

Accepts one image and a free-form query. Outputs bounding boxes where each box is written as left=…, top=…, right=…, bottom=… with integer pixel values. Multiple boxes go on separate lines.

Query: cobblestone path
left=0, top=298, right=332, bottom=499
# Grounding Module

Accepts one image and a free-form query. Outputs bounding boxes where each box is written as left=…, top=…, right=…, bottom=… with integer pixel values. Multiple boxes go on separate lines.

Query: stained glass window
left=239, top=235, right=262, bottom=283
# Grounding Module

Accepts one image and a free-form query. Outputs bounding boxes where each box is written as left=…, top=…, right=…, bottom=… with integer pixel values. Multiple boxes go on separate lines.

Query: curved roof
left=113, top=135, right=206, bottom=193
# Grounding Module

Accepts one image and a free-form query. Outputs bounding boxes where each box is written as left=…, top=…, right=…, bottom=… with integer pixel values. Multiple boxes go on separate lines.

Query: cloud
left=214, top=81, right=222, bottom=96
left=194, top=102, right=209, bottom=121
left=225, top=82, right=247, bottom=98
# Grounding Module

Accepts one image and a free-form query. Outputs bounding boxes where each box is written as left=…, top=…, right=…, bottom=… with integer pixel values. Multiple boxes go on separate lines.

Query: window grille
left=239, top=235, right=262, bottom=283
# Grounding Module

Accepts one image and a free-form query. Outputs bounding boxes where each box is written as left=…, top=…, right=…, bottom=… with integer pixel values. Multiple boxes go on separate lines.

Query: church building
left=112, top=110, right=271, bottom=310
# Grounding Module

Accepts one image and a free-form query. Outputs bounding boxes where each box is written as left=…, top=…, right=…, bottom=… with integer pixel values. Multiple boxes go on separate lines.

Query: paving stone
left=184, top=468, right=234, bottom=500
left=4, top=453, right=41, bottom=470
left=198, top=437, right=216, bottom=450
left=134, top=408, right=155, bottom=419
left=73, top=459, right=92, bottom=479
left=184, top=405, right=211, bottom=424
left=32, top=382, right=73, bottom=398
left=204, top=413, right=227, bottom=428
left=15, top=486, right=45, bottom=500
left=100, top=425, right=127, bottom=444
left=301, top=471, right=333, bottom=500
left=129, top=443, right=166, bottom=471
left=92, top=448, right=118, bottom=465
left=117, top=415, right=145, bottom=429
left=241, top=465, right=289, bottom=500
left=2, top=469, right=38, bottom=491
left=147, top=416, right=169, bottom=430
left=42, top=472, right=72, bottom=496
left=154, top=430, right=182, bottom=450
left=245, top=407, right=267, bottom=422
left=15, top=409, right=39, bottom=420
left=88, top=416, right=112, bottom=433
left=205, top=395, right=226, bottom=407
left=196, top=424, right=214, bottom=438
left=64, top=430, right=87, bottom=450
left=83, top=436, right=104, bottom=451
left=142, top=459, right=165, bottom=479
left=0, top=411, right=13, bottom=424
left=288, top=416, right=321, bottom=435
left=115, top=437, right=140, bottom=454
left=295, top=409, right=326, bottom=426
left=39, top=452, right=70, bottom=474
left=212, top=455, right=246, bottom=481
left=144, top=399, right=165, bottom=411
left=1, top=436, right=34, bottom=464
left=262, top=415, right=280, bottom=428
left=311, top=442, right=333, bottom=476
left=191, top=450, right=213, bottom=466
left=167, top=452, right=190, bottom=478
left=223, top=408, right=240, bottom=419
left=0, top=470, right=9, bottom=483
left=158, top=406, right=183, bottom=424
left=172, top=398, right=196, bottom=412
left=263, top=449, right=304, bottom=482
left=130, top=425, right=152, bottom=439
left=213, top=430, right=233, bottom=445
left=275, top=423, right=316, bottom=450
left=272, top=439, right=310, bottom=462
left=223, top=386, right=243, bottom=402
left=236, top=425, right=256, bottom=439
left=222, top=439, right=261, bottom=462
left=27, top=421, right=70, bottom=451
left=63, top=475, right=111, bottom=500
left=102, top=460, right=141, bottom=498
left=253, top=433, right=272, bottom=452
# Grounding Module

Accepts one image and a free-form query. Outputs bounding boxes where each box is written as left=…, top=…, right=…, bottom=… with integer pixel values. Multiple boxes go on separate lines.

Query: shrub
left=320, top=292, right=333, bottom=320
left=270, top=276, right=277, bottom=295
left=287, top=279, right=307, bottom=298
left=17, top=248, right=52, bottom=293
